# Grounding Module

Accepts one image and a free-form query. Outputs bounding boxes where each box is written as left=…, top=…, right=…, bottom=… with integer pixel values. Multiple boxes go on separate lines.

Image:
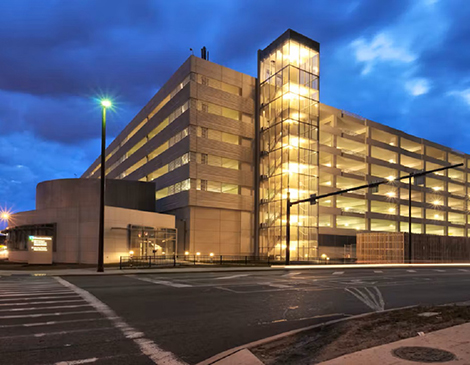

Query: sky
left=1, top=0, right=470, bottom=219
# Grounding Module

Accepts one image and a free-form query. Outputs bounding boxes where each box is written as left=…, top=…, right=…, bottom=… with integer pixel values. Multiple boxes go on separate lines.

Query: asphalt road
left=1, top=267, right=470, bottom=364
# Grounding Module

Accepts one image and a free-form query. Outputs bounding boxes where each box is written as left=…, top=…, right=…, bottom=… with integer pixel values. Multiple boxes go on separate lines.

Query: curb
left=198, top=300, right=470, bottom=365
left=1, top=263, right=470, bottom=277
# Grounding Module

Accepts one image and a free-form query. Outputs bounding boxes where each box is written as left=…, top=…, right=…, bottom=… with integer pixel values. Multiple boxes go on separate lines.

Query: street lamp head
left=100, top=99, right=112, bottom=108
left=1, top=212, right=9, bottom=220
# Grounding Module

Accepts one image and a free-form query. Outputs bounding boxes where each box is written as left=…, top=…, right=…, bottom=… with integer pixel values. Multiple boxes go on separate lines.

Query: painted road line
left=0, top=291, right=75, bottom=298
left=0, top=326, right=115, bottom=340
left=332, top=272, right=344, bottom=275
left=0, top=304, right=92, bottom=312
left=54, top=357, right=99, bottom=365
left=281, top=272, right=301, bottom=277
left=345, top=286, right=385, bottom=311
left=434, top=269, right=446, bottom=272
left=214, top=274, right=250, bottom=280
left=374, top=270, right=383, bottom=273
left=129, top=276, right=192, bottom=288
left=55, top=277, right=188, bottom=365
left=0, top=310, right=98, bottom=319
left=459, top=269, right=469, bottom=272
left=0, top=299, right=85, bottom=307
left=0, top=295, right=79, bottom=302
left=407, top=270, right=416, bottom=273
left=0, top=317, right=108, bottom=328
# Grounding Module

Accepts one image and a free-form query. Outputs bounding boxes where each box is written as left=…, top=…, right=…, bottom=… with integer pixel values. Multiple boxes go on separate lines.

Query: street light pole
left=409, top=174, right=412, bottom=264
left=286, top=192, right=291, bottom=265
left=97, top=99, right=111, bottom=273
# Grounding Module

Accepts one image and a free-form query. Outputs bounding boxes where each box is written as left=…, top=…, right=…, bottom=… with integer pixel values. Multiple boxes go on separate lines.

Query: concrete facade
left=6, top=179, right=175, bottom=264
left=81, top=30, right=470, bottom=260
left=83, top=56, right=256, bottom=256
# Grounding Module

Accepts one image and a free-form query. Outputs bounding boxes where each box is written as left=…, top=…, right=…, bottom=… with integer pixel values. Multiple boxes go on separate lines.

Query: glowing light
left=100, top=99, right=112, bottom=108
left=433, top=200, right=442, bottom=205
left=432, top=186, right=441, bottom=191
left=129, top=250, right=134, bottom=255
left=184, top=251, right=189, bottom=255
left=196, top=252, right=201, bottom=256
left=345, top=223, right=349, bottom=227
left=344, top=207, right=350, bottom=211
left=209, top=253, right=214, bottom=257
left=325, top=181, right=331, bottom=186
left=0, top=212, right=10, bottom=220
left=386, top=176, right=396, bottom=181
left=434, top=214, right=440, bottom=219
left=321, top=254, right=327, bottom=259
left=386, top=192, right=396, bottom=198
left=388, top=207, right=396, bottom=213
left=325, top=163, right=331, bottom=167
left=389, top=159, right=395, bottom=164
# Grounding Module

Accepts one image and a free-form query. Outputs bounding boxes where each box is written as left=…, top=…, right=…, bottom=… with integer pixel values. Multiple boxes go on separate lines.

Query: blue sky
left=1, top=0, right=470, bottom=218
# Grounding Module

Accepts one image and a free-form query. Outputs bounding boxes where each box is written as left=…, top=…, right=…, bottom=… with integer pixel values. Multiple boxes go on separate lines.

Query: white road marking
left=0, top=304, right=91, bottom=312
left=374, top=270, right=383, bottom=273
left=0, top=317, right=108, bottom=328
left=55, top=357, right=98, bottom=365
left=407, top=270, right=416, bottom=273
left=332, top=272, right=344, bottom=275
left=281, top=272, right=301, bottom=277
left=0, top=295, right=79, bottom=302
left=0, top=326, right=115, bottom=340
left=0, top=310, right=98, bottom=319
left=0, top=299, right=85, bottom=307
left=345, top=286, right=385, bottom=312
left=434, top=269, right=446, bottom=272
left=214, top=274, right=250, bottom=280
left=266, top=283, right=292, bottom=289
left=129, top=276, right=192, bottom=288
left=0, top=291, right=74, bottom=298
left=55, top=277, right=187, bottom=365
left=459, top=269, right=469, bottom=272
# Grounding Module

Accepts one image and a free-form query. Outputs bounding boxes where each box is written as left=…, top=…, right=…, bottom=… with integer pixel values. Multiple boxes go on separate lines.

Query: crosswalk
left=0, top=276, right=186, bottom=365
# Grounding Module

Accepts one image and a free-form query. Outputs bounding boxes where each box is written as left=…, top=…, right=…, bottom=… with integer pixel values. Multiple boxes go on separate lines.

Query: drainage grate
left=392, top=347, right=456, bottom=363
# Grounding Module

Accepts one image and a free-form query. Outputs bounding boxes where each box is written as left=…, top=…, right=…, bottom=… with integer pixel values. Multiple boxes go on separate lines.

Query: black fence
left=119, top=254, right=274, bottom=269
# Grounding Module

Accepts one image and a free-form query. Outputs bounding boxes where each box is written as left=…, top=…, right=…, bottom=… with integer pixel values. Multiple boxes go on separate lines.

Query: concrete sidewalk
left=1, top=262, right=470, bottom=276
left=318, top=322, right=470, bottom=365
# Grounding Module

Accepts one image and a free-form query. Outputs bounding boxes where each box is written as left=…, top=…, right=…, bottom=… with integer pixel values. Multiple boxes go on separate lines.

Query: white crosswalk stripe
left=0, top=276, right=187, bottom=365
left=407, top=270, right=416, bottom=273
left=332, top=272, right=344, bottom=275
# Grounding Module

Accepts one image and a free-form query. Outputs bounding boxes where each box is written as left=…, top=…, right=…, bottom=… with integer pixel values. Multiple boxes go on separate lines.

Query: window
left=196, top=179, right=240, bottom=195
left=196, top=126, right=241, bottom=145
left=155, top=178, right=191, bottom=200
left=196, top=100, right=243, bottom=121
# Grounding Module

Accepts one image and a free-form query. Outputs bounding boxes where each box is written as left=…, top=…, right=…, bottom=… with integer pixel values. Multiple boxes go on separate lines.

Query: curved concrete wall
left=36, top=178, right=156, bottom=212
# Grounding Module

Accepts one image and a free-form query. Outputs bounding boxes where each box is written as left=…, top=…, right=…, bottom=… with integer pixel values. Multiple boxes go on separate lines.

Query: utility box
left=28, top=236, right=53, bottom=264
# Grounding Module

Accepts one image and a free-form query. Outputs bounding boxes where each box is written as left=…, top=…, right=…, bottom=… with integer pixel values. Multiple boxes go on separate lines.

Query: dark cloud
left=0, top=0, right=469, bottom=214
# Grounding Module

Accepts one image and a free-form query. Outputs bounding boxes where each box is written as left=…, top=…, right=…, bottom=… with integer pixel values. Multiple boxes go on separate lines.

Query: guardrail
left=119, top=254, right=273, bottom=269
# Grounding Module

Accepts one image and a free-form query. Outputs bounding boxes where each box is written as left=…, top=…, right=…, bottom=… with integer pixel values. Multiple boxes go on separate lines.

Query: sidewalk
left=1, top=262, right=470, bottom=276
left=318, top=322, right=470, bottom=365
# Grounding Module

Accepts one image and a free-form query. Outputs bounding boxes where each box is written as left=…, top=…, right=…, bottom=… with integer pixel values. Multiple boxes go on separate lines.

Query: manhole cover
left=392, top=346, right=456, bottom=363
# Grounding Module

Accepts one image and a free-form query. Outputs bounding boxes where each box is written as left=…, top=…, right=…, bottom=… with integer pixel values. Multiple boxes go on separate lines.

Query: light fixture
left=433, top=200, right=442, bottom=205
left=196, top=252, right=201, bottom=256
left=321, top=254, right=327, bottom=259
left=100, top=99, right=112, bottom=108
left=386, top=176, right=395, bottom=181
left=184, top=251, right=189, bottom=255
left=388, top=207, right=395, bottom=213
left=432, top=186, right=441, bottom=191
left=386, top=192, right=396, bottom=198
left=129, top=250, right=134, bottom=256
left=209, top=253, right=214, bottom=257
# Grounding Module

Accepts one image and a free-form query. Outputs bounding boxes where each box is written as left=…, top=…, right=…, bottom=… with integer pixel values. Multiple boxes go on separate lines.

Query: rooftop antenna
left=201, top=46, right=207, bottom=60
left=190, top=48, right=193, bottom=55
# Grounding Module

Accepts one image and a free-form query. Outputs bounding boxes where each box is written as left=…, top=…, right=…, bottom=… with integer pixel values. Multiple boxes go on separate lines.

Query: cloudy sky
left=1, top=0, right=470, bottom=218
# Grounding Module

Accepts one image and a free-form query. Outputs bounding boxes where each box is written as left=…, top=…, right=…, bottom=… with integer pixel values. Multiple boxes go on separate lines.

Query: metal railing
left=119, top=254, right=272, bottom=269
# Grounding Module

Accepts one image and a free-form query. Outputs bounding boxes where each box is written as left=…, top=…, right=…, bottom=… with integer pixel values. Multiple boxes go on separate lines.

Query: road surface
left=1, top=267, right=470, bottom=364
